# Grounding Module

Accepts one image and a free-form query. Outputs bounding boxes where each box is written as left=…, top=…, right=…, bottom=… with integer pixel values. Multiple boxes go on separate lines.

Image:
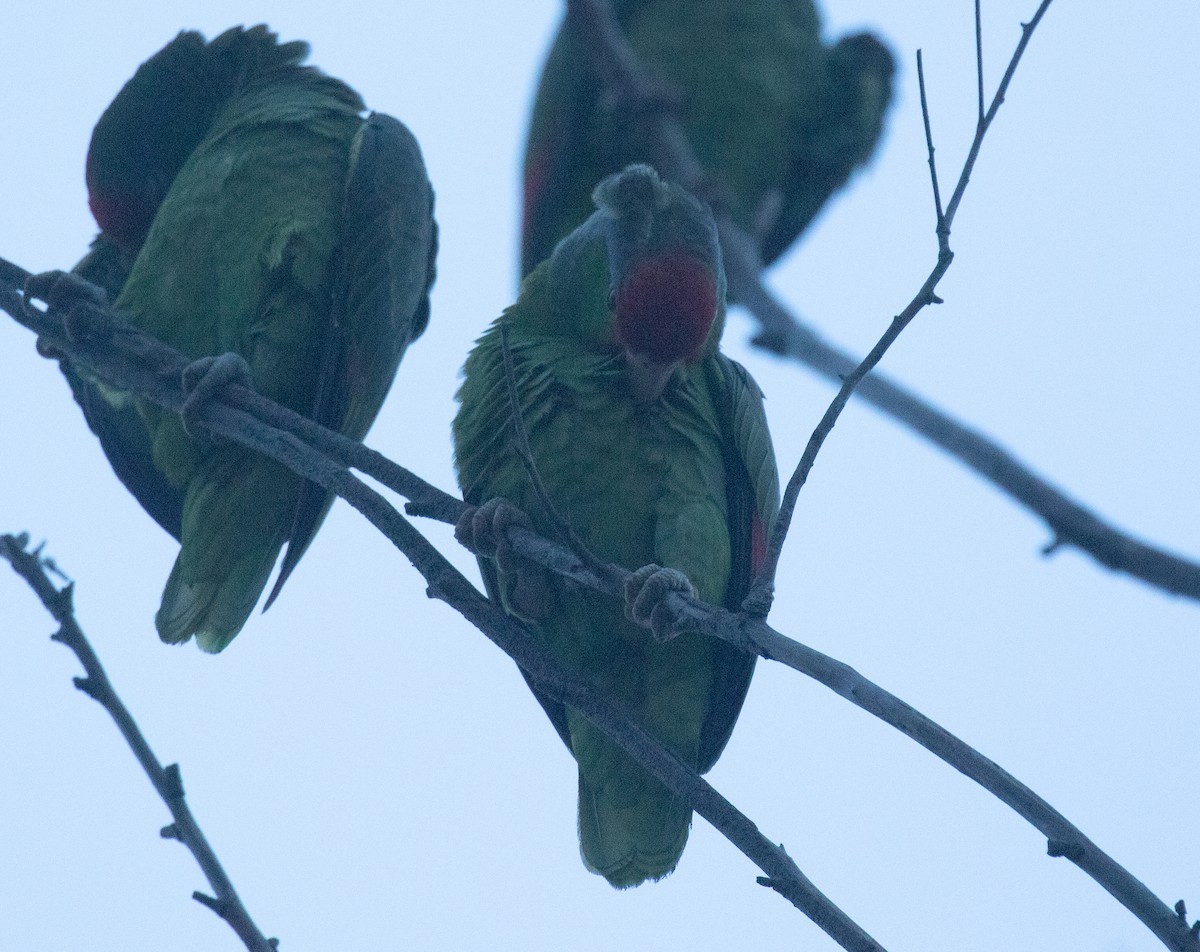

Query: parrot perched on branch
left=521, top=0, right=894, bottom=276
left=48, top=25, right=437, bottom=651
left=454, top=165, right=779, bottom=886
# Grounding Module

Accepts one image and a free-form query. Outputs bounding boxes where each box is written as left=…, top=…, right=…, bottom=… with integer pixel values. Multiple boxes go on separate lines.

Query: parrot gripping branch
left=4, top=265, right=1196, bottom=950
left=0, top=533, right=279, bottom=952
left=2, top=275, right=884, bottom=952
left=564, top=0, right=1200, bottom=607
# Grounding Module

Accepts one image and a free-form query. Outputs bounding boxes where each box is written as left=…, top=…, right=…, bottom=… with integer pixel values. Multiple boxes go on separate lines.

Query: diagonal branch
left=498, top=322, right=618, bottom=583
left=562, top=0, right=1200, bottom=605
left=1, top=282, right=883, bottom=951
left=3, top=263, right=1195, bottom=950
left=0, top=533, right=278, bottom=952
left=753, top=1, right=1046, bottom=605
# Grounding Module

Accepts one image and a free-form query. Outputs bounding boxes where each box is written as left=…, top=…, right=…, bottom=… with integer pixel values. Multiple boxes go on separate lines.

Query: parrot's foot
left=455, top=497, right=552, bottom=621
left=180, top=352, right=254, bottom=439
left=24, top=270, right=111, bottom=358
left=624, top=564, right=695, bottom=643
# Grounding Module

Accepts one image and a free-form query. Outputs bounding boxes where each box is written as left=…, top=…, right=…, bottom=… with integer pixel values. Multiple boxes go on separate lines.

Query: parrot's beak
left=623, top=350, right=677, bottom=403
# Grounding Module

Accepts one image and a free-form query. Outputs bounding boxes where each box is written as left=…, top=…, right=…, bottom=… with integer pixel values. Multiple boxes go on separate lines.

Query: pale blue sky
left=2, top=2, right=1198, bottom=950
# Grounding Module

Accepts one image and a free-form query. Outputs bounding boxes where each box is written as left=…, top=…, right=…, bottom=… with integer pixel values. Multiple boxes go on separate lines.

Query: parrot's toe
left=624, top=564, right=695, bottom=642
left=455, top=497, right=530, bottom=558
left=25, top=270, right=112, bottom=353
left=180, top=352, right=254, bottom=439
left=456, top=498, right=552, bottom=621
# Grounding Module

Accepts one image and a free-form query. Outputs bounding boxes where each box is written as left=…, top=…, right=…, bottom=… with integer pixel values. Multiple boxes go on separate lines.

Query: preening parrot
left=454, top=165, right=779, bottom=886
left=50, top=25, right=437, bottom=651
left=521, top=0, right=894, bottom=276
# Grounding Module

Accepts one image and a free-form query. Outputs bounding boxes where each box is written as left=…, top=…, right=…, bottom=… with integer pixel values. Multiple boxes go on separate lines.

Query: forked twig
left=3, top=261, right=1196, bottom=950
left=555, top=0, right=1200, bottom=605
left=747, top=0, right=1053, bottom=606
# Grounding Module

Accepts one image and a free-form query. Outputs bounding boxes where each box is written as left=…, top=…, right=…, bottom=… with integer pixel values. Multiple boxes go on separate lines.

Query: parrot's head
left=588, top=165, right=725, bottom=403
left=829, top=32, right=896, bottom=146
left=84, top=26, right=322, bottom=261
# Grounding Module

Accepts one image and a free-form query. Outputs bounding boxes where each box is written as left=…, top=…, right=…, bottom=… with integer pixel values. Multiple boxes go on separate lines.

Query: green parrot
left=454, top=165, right=780, bottom=886
left=521, top=0, right=894, bottom=276
left=47, top=25, right=437, bottom=651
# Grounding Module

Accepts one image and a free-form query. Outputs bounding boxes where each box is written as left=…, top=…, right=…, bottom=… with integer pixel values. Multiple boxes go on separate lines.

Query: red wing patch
left=750, top=512, right=767, bottom=574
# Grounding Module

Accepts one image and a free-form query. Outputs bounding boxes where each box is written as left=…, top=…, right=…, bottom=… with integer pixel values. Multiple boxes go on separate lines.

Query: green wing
left=697, top=353, right=779, bottom=769
left=267, top=111, right=437, bottom=605
left=59, top=235, right=185, bottom=539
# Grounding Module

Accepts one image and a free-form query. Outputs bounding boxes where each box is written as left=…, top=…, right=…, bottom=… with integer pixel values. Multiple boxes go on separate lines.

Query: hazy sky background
left=2, top=2, right=1198, bottom=950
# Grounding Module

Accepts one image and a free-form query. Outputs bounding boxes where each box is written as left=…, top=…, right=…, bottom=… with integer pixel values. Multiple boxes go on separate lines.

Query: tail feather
left=577, top=762, right=691, bottom=888
left=155, top=449, right=294, bottom=651
left=157, top=549, right=278, bottom=652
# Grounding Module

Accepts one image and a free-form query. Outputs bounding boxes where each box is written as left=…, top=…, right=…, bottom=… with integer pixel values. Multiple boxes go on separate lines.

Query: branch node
left=72, top=676, right=102, bottom=701
left=192, top=891, right=225, bottom=915
left=1046, top=838, right=1084, bottom=861
left=739, top=581, right=774, bottom=619
left=160, top=823, right=181, bottom=841
left=52, top=581, right=76, bottom=615
left=1176, top=900, right=1188, bottom=922
left=162, top=763, right=185, bottom=801
left=1041, top=535, right=1064, bottom=557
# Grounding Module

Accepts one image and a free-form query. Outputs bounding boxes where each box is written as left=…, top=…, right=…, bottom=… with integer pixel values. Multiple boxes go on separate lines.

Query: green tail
left=576, top=739, right=692, bottom=888
left=155, top=449, right=294, bottom=652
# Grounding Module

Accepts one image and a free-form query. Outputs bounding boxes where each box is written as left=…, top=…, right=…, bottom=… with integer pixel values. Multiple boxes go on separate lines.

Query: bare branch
left=0, top=533, right=278, bottom=952
left=917, top=49, right=946, bottom=230
left=753, top=0, right=1059, bottom=601
left=975, top=0, right=986, bottom=124
left=557, top=0, right=1200, bottom=607
left=3, top=262, right=1195, bottom=950
left=943, top=1, right=1053, bottom=231
left=2, top=280, right=883, bottom=952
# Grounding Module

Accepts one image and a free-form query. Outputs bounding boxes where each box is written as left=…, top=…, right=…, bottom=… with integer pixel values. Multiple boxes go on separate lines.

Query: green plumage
left=521, top=0, right=894, bottom=275
left=455, top=167, right=779, bottom=886
left=65, top=26, right=436, bottom=651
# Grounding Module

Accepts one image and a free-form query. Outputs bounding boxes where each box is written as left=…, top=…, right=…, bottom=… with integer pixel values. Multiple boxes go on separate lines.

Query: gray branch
left=562, top=0, right=1200, bottom=603
left=3, top=257, right=1196, bottom=950
left=0, top=277, right=883, bottom=952
left=0, top=533, right=279, bottom=952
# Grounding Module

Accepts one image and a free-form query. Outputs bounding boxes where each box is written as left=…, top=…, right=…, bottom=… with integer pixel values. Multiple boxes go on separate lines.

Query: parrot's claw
left=456, top=498, right=552, bottom=621
left=180, top=352, right=254, bottom=440
left=624, top=564, right=695, bottom=643
left=24, top=270, right=112, bottom=357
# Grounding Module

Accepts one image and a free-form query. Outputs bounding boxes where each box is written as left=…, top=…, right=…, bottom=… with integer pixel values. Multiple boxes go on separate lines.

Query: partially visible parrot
left=521, top=0, right=894, bottom=276
left=454, top=165, right=779, bottom=886
left=45, top=26, right=437, bottom=651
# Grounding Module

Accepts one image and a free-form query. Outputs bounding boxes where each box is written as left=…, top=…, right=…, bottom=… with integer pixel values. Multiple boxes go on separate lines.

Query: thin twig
left=747, top=0, right=1046, bottom=601
left=943, top=1, right=1053, bottom=230
left=497, top=322, right=618, bottom=583
left=3, top=264, right=1195, bottom=951
left=975, top=0, right=986, bottom=123
left=916, top=50, right=946, bottom=231
left=0, top=534, right=278, bottom=952
left=552, top=1, right=1200, bottom=603
left=3, top=284, right=882, bottom=952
